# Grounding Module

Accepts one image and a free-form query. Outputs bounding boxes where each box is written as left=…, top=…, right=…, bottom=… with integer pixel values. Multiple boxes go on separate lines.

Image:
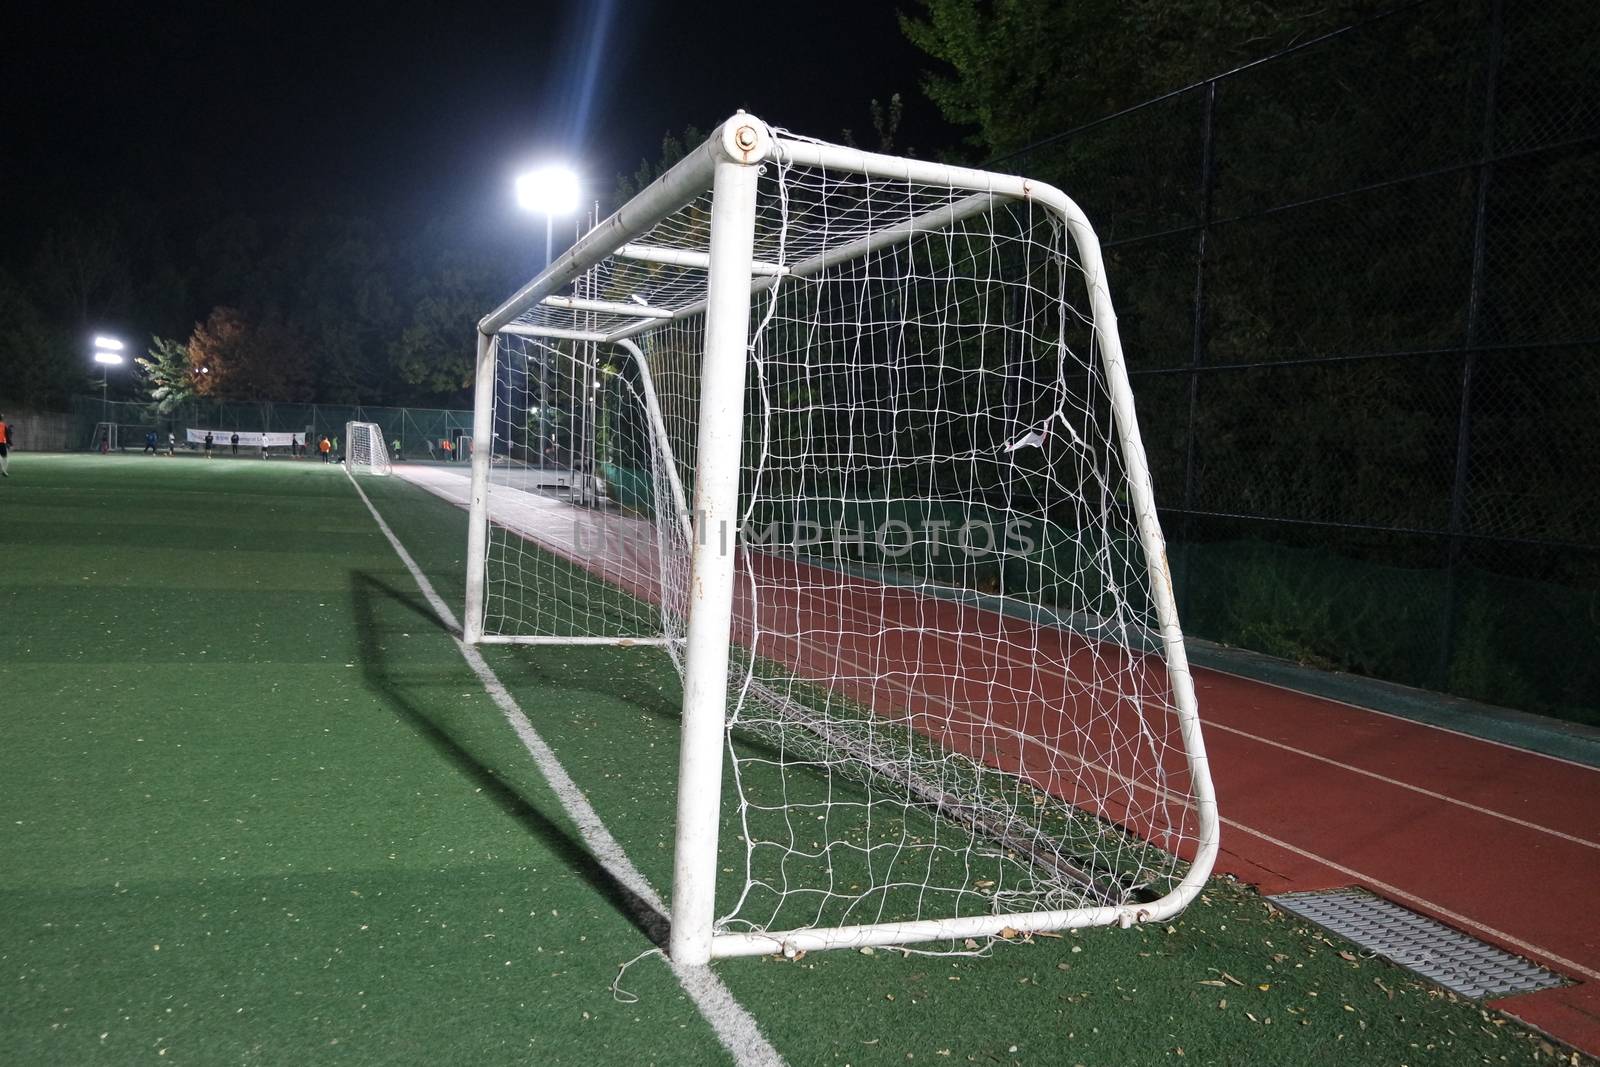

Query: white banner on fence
left=186, top=429, right=304, bottom=447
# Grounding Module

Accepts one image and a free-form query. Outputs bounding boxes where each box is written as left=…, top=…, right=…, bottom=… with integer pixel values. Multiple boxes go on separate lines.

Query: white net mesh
left=478, top=129, right=1206, bottom=950
left=482, top=331, right=690, bottom=643
left=346, top=421, right=390, bottom=476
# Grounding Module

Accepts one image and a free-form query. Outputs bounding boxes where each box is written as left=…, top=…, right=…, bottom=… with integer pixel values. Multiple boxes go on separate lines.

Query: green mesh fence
left=984, top=0, right=1599, bottom=725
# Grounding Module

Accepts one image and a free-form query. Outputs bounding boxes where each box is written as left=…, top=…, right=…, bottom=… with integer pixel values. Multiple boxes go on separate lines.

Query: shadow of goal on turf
left=348, top=569, right=671, bottom=950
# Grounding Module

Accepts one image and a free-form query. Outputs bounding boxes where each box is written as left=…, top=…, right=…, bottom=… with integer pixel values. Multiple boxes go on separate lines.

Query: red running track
left=745, top=549, right=1600, bottom=1056
left=402, top=466, right=1600, bottom=1057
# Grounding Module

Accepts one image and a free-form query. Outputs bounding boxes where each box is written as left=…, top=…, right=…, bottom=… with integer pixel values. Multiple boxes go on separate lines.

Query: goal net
left=465, top=116, right=1218, bottom=963
left=345, top=421, right=390, bottom=476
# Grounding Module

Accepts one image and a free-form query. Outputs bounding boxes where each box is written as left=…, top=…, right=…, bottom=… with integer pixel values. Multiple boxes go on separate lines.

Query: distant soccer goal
left=345, top=421, right=390, bottom=476
left=463, top=113, right=1218, bottom=964
left=91, top=422, right=119, bottom=453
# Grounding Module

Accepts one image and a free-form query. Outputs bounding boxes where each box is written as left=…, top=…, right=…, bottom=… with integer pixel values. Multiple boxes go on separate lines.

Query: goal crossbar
left=498, top=192, right=1006, bottom=347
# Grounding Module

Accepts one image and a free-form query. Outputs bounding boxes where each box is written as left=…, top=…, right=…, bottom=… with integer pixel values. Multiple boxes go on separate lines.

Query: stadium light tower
left=514, top=164, right=580, bottom=269
left=92, top=335, right=125, bottom=437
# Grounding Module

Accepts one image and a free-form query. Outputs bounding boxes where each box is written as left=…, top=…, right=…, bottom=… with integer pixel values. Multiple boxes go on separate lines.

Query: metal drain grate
left=1268, top=888, right=1566, bottom=999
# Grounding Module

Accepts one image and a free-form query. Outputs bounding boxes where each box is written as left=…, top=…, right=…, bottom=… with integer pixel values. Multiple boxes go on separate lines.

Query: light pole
left=515, top=164, right=581, bottom=271
left=93, top=335, right=124, bottom=450
left=513, top=165, right=580, bottom=474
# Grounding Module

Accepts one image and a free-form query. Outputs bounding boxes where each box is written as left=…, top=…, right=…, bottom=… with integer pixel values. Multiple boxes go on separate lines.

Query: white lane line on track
left=735, top=557, right=1600, bottom=852
left=1195, top=660, right=1600, bottom=775
left=1200, top=721, right=1600, bottom=851
left=346, top=469, right=783, bottom=1067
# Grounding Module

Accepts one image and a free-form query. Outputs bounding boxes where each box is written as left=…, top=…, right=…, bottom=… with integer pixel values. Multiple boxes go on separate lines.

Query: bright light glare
left=93, top=335, right=124, bottom=350
left=94, top=351, right=124, bottom=365
left=515, top=165, right=580, bottom=216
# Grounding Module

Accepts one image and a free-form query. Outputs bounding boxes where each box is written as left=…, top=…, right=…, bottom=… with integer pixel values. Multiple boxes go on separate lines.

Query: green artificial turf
left=0, top=453, right=1581, bottom=1065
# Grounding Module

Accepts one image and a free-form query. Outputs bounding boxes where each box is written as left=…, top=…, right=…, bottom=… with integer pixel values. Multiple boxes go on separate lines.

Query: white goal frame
left=345, top=421, right=391, bottom=476
left=463, top=114, right=1218, bottom=966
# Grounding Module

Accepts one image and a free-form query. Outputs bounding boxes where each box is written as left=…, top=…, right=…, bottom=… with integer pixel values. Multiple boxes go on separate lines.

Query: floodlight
left=94, top=351, right=124, bottom=365
left=93, top=335, right=125, bottom=351
left=515, top=165, right=581, bottom=216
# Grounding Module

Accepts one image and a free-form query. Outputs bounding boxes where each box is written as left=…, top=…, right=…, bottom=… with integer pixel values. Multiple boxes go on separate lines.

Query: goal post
left=345, top=421, right=390, bottom=476
left=464, top=113, right=1218, bottom=965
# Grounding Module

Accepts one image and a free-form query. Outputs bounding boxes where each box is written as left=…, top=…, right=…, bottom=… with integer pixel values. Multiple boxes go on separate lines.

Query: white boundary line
left=343, top=469, right=783, bottom=1067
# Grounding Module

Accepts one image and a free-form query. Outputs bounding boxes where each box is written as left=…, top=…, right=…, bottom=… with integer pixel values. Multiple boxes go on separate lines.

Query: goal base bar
left=709, top=900, right=1186, bottom=960
left=471, top=635, right=673, bottom=647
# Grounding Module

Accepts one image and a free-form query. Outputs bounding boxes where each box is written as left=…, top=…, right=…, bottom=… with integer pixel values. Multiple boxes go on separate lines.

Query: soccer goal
left=463, top=114, right=1218, bottom=965
left=91, top=421, right=119, bottom=453
left=345, top=421, right=390, bottom=476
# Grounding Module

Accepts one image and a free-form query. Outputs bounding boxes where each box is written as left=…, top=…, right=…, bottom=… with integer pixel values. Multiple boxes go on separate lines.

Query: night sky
left=3, top=0, right=949, bottom=256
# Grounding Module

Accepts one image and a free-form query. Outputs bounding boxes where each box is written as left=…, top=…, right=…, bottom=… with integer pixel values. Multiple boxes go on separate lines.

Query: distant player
left=204, top=431, right=214, bottom=457
left=167, top=431, right=176, bottom=456
left=0, top=412, right=10, bottom=477
left=143, top=430, right=158, bottom=455
left=260, top=434, right=269, bottom=460
left=391, top=438, right=402, bottom=461
left=319, top=435, right=331, bottom=463
left=230, top=432, right=239, bottom=456
left=441, top=437, right=453, bottom=462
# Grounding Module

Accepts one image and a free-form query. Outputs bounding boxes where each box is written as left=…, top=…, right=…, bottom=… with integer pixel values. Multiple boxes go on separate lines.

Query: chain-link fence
left=996, top=0, right=1598, bottom=725
left=71, top=396, right=473, bottom=461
